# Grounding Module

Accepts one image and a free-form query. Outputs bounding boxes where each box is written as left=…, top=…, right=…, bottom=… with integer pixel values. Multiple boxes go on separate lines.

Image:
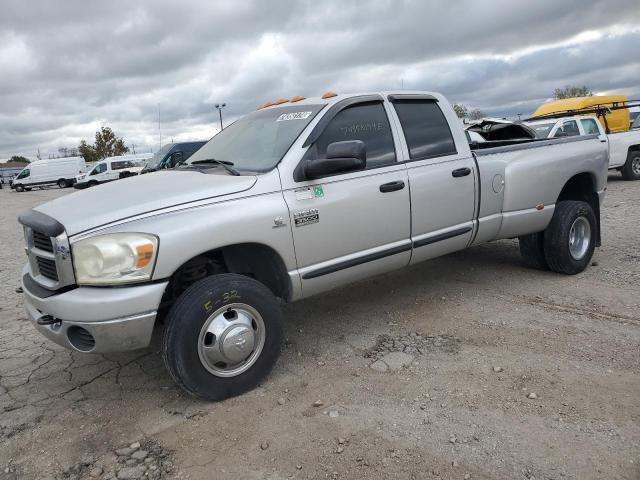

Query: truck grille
left=36, top=257, right=59, bottom=281
left=33, top=231, right=54, bottom=252
left=23, top=226, right=73, bottom=289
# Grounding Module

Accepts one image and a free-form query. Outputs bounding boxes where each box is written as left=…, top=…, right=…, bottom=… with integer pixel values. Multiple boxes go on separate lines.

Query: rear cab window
left=303, top=102, right=397, bottom=169
left=391, top=100, right=457, bottom=160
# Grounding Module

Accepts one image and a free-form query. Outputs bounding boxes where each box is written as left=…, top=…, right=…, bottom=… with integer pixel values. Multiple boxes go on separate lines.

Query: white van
left=12, top=157, right=86, bottom=192
left=74, top=153, right=153, bottom=189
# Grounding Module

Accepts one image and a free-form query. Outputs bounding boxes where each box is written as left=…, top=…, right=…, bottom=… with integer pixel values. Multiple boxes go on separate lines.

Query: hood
left=34, top=170, right=257, bottom=235
left=466, top=119, right=536, bottom=141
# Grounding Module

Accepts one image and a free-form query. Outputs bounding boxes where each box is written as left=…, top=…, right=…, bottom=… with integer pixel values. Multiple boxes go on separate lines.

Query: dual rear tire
left=519, top=200, right=596, bottom=275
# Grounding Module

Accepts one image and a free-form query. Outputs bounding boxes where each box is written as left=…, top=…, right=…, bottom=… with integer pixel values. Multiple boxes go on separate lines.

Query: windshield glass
left=187, top=105, right=324, bottom=172
left=145, top=144, right=173, bottom=169
left=526, top=122, right=556, bottom=139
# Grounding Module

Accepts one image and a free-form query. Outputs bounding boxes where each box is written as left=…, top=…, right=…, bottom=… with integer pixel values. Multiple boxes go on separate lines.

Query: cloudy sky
left=1, top=0, right=639, bottom=159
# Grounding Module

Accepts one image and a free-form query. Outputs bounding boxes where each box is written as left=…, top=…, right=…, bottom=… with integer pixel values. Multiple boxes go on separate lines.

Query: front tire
left=87, top=180, right=98, bottom=188
left=518, top=232, right=548, bottom=270
left=57, top=179, right=68, bottom=188
left=621, top=151, right=640, bottom=180
left=543, top=200, right=596, bottom=274
left=15, top=184, right=24, bottom=192
left=162, top=273, right=283, bottom=401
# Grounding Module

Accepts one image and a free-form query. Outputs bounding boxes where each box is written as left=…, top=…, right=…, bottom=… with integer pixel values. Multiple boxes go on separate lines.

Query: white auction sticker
left=276, top=111, right=312, bottom=121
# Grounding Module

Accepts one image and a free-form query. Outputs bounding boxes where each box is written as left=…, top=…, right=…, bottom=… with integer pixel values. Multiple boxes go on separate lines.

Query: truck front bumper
left=22, top=270, right=168, bottom=353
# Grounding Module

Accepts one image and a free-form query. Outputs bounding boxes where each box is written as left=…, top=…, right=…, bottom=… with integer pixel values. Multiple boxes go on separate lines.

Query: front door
left=282, top=100, right=411, bottom=297
left=390, top=98, right=476, bottom=264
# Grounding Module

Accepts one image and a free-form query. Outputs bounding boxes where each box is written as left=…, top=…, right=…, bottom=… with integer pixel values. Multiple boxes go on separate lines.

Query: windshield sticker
left=276, top=111, right=312, bottom=122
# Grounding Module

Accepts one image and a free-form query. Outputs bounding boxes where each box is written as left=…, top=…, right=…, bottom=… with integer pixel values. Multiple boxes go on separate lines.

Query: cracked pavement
left=0, top=178, right=639, bottom=479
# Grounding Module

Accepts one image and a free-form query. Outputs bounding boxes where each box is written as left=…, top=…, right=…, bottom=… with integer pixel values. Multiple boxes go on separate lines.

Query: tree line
left=453, top=84, right=594, bottom=120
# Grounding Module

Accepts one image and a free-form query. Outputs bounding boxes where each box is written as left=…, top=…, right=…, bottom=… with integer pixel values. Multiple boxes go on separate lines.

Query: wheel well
left=159, top=243, right=291, bottom=315
left=557, top=172, right=601, bottom=247
left=628, top=145, right=640, bottom=156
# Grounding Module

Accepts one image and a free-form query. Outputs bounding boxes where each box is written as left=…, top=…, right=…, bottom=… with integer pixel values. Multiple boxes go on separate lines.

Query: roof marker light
left=322, top=91, right=337, bottom=99
left=291, top=95, right=306, bottom=103
left=273, top=98, right=289, bottom=105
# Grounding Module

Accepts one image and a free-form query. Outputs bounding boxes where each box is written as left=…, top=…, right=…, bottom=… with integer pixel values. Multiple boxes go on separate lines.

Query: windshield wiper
left=190, top=158, right=241, bottom=176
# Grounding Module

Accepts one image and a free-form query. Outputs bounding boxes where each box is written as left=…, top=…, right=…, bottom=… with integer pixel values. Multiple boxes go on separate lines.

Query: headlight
left=72, top=233, right=158, bottom=285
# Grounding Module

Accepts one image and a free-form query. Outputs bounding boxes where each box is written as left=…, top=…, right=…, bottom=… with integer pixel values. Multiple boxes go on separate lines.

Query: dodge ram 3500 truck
left=19, top=91, right=608, bottom=400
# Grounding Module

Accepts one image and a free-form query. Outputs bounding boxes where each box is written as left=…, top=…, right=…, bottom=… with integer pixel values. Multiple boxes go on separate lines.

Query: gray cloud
left=1, top=0, right=639, bottom=158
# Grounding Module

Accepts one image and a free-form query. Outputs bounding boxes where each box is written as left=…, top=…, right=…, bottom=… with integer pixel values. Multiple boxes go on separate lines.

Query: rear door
left=389, top=97, right=477, bottom=264
left=281, top=99, right=411, bottom=297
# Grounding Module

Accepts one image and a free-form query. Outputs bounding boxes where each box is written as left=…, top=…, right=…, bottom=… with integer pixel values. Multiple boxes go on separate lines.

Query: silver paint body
left=21, top=91, right=609, bottom=353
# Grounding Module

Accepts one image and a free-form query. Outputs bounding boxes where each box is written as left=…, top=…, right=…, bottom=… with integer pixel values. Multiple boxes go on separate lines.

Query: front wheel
left=162, top=273, right=283, bottom=401
left=14, top=184, right=24, bottom=192
left=543, top=200, right=596, bottom=274
left=57, top=179, right=68, bottom=188
left=621, top=151, right=640, bottom=180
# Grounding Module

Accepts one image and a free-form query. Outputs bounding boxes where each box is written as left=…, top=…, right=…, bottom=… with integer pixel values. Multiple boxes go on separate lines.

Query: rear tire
left=518, top=232, right=548, bottom=270
left=543, top=200, right=596, bottom=275
left=621, top=151, right=640, bottom=180
left=162, top=273, right=283, bottom=401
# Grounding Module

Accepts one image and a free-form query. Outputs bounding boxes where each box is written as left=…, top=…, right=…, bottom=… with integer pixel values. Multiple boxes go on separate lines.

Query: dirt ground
left=0, top=176, right=638, bottom=480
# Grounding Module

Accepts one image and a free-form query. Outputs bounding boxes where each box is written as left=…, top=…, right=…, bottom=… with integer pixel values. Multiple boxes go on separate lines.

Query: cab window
left=17, top=168, right=30, bottom=179
left=555, top=120, right=579, bottom=137
left=581, top=119, right=600, bottom=135
left=392, top=100, right=457, bottom=160
left=304, top=102, right=396, bottom=169
left=90, top=163, right=107, bottom=175
left=171, top=152, right=184, bottom=167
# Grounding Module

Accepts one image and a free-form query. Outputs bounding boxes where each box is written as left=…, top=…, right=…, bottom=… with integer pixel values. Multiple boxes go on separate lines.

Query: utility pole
left=215, top=103, right=226, bottom=130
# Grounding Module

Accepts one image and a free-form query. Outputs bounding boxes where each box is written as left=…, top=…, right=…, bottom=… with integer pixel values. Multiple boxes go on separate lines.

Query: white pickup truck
left=74, top=154, right=153, bottom=189
left=525, top=115, right=640, bottom=180
left=19, top=91, right=608, bottom=401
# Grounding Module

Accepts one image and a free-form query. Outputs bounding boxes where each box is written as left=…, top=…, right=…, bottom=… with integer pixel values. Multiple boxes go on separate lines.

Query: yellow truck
left=532, top=95, right=630, bottom=133
left=530, top=95, right=640, bottom=180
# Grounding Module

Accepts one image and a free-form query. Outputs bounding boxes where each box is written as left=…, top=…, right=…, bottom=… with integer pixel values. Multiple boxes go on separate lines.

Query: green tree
left=453, top=104, right=468, bottom=119
left=553, top=85, right=593, bottom=100
left=8, top=155, right=30, bottom=163
left=78, top=127, right=129, bottom=162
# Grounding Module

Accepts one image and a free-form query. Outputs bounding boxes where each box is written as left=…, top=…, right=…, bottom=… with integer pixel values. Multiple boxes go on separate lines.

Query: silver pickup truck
left=19, top=91, right=608, bottom=400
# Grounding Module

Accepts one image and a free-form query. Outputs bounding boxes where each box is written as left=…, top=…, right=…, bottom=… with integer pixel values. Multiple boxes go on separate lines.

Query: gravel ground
left=0, top=177, right=638, bottom=480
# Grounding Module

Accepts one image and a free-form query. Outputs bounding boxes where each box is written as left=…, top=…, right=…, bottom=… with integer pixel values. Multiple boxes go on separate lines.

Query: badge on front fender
left=294, top=209, right=319, bottom=227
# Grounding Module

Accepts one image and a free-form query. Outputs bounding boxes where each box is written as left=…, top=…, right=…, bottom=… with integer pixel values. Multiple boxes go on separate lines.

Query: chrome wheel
left=197, top=303, right=265, bottom=378
left=568, top=216, right=591, bottom=260
left=632, top=156, right=640, bottom=176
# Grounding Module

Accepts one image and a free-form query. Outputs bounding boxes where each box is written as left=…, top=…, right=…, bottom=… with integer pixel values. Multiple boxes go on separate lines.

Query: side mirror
left=304, top=140, right=366, bottom=180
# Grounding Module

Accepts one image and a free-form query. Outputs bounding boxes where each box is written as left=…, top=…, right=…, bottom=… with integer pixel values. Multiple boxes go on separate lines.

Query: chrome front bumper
left=22, top=268, right=168, bottom=353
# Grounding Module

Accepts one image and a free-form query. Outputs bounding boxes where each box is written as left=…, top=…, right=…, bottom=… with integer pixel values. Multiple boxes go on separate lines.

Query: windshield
left=187, top=104, right=324, bottom=172
left=145, top=144, right=173, bottom=169
left=526, top=122, right=556, bottom=139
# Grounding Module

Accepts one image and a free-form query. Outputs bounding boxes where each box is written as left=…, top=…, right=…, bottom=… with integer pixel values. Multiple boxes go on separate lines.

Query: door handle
left=452, top=167, right=471, bottom=178
left=379, top=180, right=405, bottom=193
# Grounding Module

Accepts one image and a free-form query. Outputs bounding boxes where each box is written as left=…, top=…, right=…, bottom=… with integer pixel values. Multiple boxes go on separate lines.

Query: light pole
left=215, top=103, right=226, bottom=130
